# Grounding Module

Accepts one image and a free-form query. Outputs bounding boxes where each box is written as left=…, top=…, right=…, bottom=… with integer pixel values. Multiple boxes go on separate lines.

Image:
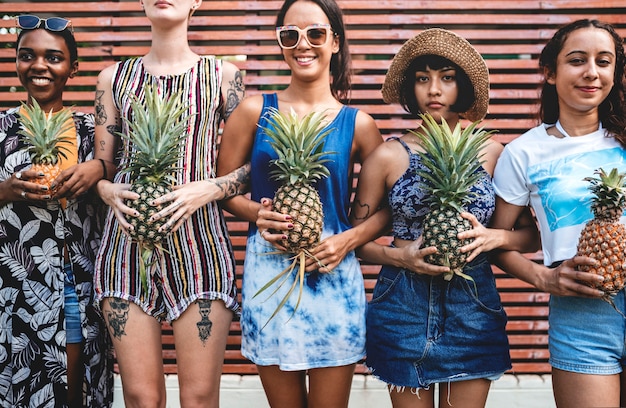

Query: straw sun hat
left=382, top=28, right=489, bottom=122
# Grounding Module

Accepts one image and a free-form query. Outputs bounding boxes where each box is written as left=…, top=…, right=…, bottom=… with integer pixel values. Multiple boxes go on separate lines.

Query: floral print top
left=0, top=107, right=113, bottom=407
left=388, top=137, right=495, bottom=240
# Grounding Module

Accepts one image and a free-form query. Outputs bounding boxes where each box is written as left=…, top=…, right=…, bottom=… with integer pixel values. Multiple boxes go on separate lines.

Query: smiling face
left=547, top=26, right=616, bottom=117
left=279, top=0, right=339, bottom=83
left=16, top=29, right=77, bottom=112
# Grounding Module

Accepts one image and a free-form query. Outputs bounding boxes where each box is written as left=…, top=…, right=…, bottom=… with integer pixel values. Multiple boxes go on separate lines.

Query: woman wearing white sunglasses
left=217, top=0, right=383, bottom=406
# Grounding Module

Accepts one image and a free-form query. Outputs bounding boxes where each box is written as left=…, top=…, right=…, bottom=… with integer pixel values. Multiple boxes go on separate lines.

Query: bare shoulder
left=234, top=94, right=264, bottom=118
left=482, top=138, right=504, bottom=176
left=96, top=64, right=115, bottom=86
left=353, top=110, right=383, bottom=158
left=368, top=136, right=407, bottom=165
left=220, top=60, right=245, bottom=120
left=221, top=60, right=241, bottom=79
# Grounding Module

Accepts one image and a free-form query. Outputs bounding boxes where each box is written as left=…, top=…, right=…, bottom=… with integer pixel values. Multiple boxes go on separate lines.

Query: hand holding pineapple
left=253, top=107, right=335, bottom=327
left=18, top=97, right=74, bottom=198
left=116, top=84, right=192, bottom=290
left=412, top=113, right=494, bottom=282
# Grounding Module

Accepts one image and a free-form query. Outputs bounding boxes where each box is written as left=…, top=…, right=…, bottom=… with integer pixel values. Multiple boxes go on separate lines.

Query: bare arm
left=217, top=95, right=264, bottom=223
left=93, top=65, right=138, bottom=234
left=221, top=61, right=245, bottom=122
left=351, top=140, right=450, bottom=276
left=490, top=196, right=603, bottom=297
left=305, top=110, right=384, bottom=271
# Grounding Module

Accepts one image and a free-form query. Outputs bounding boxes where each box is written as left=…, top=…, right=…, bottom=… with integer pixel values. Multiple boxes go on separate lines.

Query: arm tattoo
left=105, top=298, right=130, bottom=340
left=196, top=299, right=213, bottom=345
left=95, top=90, right=107, bottom=125
left=352, top=199, right=372, bottom=220
left=215, top=162, right=250, bottom=199
left=223, top=70, right=245, bottom=121
left=106, top=124, right=119, bottom=138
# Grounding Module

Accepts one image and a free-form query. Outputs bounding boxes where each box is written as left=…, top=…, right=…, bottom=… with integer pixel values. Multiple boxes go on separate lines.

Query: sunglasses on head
left=276, top=24, right=333, bottom=49
left=15, top=15, right=73, bottom=33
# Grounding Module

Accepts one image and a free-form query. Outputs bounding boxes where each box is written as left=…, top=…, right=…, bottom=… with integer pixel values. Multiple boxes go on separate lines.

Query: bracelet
left=98, top=159, right=108, bottom=180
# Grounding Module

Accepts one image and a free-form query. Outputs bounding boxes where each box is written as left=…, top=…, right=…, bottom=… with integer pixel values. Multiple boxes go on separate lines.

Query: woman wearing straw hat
left=350, top=28, right=539, bottom=407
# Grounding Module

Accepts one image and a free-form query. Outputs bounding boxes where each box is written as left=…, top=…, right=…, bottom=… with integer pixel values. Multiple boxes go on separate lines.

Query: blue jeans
left=365, top=255, right=511, bottom=389
left=64, top=264, right=83, bottom=344
left=549, top=292, right=626, bottom=374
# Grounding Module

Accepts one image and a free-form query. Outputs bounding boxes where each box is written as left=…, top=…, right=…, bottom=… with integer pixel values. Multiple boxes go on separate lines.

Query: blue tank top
left=388, top=137, right=495, bottom=240
left=249, top=93, right=357, bottom=236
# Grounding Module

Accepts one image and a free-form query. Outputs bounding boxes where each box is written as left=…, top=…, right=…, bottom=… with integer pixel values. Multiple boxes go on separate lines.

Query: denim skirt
left=365, top=255, right=511, bottom=389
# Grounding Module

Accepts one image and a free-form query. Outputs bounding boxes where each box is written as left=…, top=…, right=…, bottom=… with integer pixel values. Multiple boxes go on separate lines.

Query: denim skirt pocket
left=457, top=259, right=506, bottom=316
left=369, top=266, right=403, bottom=305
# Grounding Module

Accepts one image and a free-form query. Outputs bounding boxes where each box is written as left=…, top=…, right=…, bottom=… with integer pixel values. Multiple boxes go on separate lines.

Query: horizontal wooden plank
left=5, top=0, right=616, bottom=378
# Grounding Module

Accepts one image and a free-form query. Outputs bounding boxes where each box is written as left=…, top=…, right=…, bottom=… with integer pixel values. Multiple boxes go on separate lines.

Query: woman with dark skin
left=0, top=16, right=113, bottom=407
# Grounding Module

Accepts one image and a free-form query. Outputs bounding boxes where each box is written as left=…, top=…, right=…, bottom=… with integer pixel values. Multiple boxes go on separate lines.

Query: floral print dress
left=0, top=107, right=113, bottom=407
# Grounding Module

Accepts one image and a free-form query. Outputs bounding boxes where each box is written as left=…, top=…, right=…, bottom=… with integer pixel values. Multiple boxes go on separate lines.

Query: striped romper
left=94, top=56, right=239, bottom=321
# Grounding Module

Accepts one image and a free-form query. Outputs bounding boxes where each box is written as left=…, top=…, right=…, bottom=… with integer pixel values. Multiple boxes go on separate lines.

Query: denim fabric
left=365, top=255, right=511, bottom=389
left=549, top=292, right=626, bottom=374
left=64, top=264, right=83, bottom=344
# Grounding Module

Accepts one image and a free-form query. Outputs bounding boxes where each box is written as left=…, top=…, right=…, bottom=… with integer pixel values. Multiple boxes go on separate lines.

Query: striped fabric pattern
left=95, top=57, right=239, bottom=320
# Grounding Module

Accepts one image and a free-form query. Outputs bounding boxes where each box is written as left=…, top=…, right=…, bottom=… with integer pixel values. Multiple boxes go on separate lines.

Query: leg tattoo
left=106, top=298, right=130, bottom=340
left=196, top=299, right=213, bottom=345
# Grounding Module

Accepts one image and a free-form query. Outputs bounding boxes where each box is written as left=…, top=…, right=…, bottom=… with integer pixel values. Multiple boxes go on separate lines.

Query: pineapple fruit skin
left=128, top=182, right=169, bottom=244
left=273, top=182, right=323, bottom=253
left=577, top=218, right=626, bottom=295
left=30, top=163, right=61, bottom=194
left=575, top=168, right=626, bottom=299
left=423, top=207, right=473, bottom=273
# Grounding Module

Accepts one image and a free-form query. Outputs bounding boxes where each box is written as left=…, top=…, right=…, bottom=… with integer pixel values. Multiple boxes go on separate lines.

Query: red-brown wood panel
left=2, top=0, right=624, bottom=376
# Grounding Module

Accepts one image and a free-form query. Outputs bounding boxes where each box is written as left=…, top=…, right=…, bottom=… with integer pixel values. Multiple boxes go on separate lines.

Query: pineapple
left=576, top=168, right=626, bottom=305
left=411, top=113, right=494, bottom=283
left=117, top=84, right=191, bottom=289
left=253, top=107, right=334, bottom=326
left=18, top=98, right=74, bottom=194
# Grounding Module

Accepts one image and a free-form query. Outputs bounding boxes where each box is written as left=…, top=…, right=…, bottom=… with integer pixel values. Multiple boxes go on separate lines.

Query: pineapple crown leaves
left=259, top=107, right=336, bottom=186
left=18, top=97, right=75, bottom=165
left=584, top=167, right=626, bottom=218
left=410, top=113, right=495, bottom=213
left=117, top=85, right=193, bottom=184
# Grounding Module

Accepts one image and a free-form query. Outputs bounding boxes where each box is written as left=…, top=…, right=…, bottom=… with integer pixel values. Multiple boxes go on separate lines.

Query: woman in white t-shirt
left=491, top=19, right=626, bottom=407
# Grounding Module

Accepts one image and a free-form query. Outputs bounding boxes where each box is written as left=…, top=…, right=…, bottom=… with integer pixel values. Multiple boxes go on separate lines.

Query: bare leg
left=173, top=299, right=233, bottom=408
left=389, top=385, right=435, bottom=408
left=439, top=379, right=490, bottom=408
left=67, top=342, right=84, bottom=408
left=257, top=365, right=307, bottom=408
left=552, top=368, right=620, bottom=408
left=307, top=364, right=356, bottom=408
left=102, top=298, right=166, bottom=408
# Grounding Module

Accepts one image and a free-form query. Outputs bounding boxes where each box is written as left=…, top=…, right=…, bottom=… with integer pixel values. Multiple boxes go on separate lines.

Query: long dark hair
left=539, top=19, right=626, bottom=146
left=399, top=55, right=474, bottom=116
left=276, top=0, right=352, bottom=101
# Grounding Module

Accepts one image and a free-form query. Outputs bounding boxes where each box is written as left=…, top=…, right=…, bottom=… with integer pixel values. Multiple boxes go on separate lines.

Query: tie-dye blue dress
left=240, top=93, right=366, bottom=370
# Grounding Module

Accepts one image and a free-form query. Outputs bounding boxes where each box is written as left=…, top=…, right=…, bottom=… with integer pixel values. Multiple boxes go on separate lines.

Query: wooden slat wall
left=2, top=0, right=625, bottom=376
